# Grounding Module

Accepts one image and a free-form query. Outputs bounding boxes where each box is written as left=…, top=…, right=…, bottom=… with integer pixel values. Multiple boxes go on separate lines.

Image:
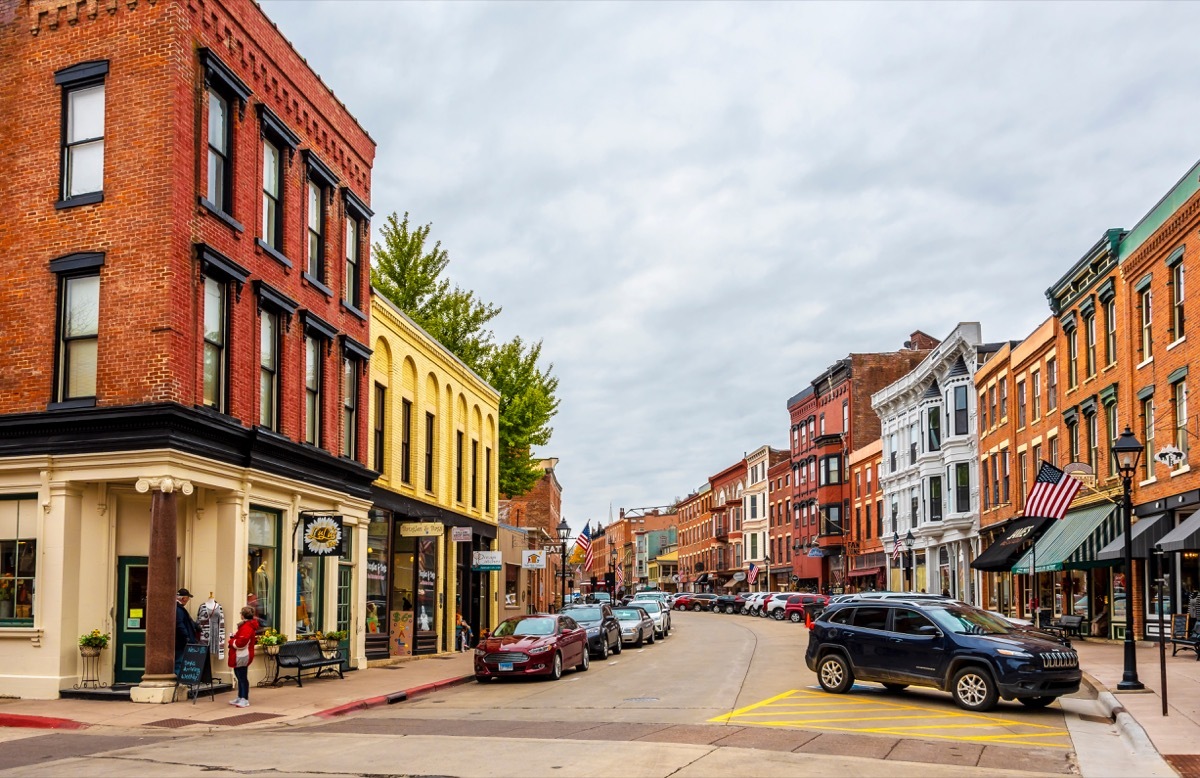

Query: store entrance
left=114, top=556, right=148, bottom=685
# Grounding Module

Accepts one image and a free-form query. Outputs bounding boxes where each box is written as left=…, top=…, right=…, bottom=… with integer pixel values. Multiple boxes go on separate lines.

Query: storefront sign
left=399, top=521, right=444, bottom=537
left=732, top=572, right=746, bottom=581
left=451, top=526, right=472, bottom=543
left=472, top=550, right=502, bottom=571
left=301, top=514, right=344, bottom=557
left=522, top=551, right=546, bottom=569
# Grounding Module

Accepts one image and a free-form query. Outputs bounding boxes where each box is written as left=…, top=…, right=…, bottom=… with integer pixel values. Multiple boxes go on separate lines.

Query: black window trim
left=49, top=251, right=105, bottom=275
left=55, top=60, right=109, bottom=210
left=55, top=60, right=109, bottom=87
left=304, top=150, right=338, bottom=190
left=48, top=251, right=106, bottom=410
left=198, top=195, right=245, bottom=233
left=197, top=243, right=249, bottom=299
left=342, top=187, right=374, bottom=220
left=199, top=49, right=251, bottom=106
left=253, top=280, right=298, bottom=317
left=301, top=310, right=337, bottom=342
left=257, top=105, right=300, bottom=151
left=340, top=334, right=372, bottom=362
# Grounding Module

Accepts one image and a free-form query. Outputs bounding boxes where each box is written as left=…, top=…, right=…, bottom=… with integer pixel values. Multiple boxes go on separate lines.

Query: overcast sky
left=264, top=1, right=1200, bottom=535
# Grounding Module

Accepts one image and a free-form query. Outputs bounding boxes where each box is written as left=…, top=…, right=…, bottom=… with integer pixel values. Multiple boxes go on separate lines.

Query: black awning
left=370, top=485, right=496, bottom=539
left=1160, top=511, right=1200, bottom=553
left=971, top=515, right=1055, bottom=571
left=1096, top=513, right=1169, bottom=560
left=695, top=573, right=710, bottom=583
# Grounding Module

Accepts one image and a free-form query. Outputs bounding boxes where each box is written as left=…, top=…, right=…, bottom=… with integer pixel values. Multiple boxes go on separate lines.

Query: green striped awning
left=1011, top=503, right=1120, bottom=574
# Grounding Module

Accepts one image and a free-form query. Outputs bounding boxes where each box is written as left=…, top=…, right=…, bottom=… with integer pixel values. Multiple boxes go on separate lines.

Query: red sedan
left=782, top=593, right=830, bottom=623
left=474, top=614, right=590, bottom=682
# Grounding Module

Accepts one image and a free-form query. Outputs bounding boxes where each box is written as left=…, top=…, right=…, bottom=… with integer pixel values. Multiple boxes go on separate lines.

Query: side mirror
left=917, top=625, right=940, bottom=637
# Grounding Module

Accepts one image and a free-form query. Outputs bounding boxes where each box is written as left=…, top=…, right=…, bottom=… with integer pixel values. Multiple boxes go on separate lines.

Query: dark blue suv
left=804, top=600, right=1080, bottom=711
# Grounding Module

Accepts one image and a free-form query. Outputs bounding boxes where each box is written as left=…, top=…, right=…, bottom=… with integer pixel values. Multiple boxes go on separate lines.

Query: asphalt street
left=0, top=611, right=1155, bottom=777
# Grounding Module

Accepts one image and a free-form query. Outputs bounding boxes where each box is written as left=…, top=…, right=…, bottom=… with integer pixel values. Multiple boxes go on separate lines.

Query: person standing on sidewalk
left=175, top=588, right=199, bottom=677
left=227, top=606, right=257, bottom=708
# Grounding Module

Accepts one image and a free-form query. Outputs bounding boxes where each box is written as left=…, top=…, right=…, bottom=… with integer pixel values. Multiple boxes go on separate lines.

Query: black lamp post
left=1113, top=426, right=1144, bottom=691
left=557, top=517, right=571, bottom=611
left=904, top=530, right=915, bottom=592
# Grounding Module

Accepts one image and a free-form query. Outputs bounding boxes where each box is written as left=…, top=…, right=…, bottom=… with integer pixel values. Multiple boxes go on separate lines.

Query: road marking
left=709, top=688, right=1071, bottom=748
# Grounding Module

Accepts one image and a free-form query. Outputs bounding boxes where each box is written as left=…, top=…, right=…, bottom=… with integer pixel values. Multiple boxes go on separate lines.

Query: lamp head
left=1113, top=426, right=1143, bottom=477
left=904, top=529, right=914, bottom=548
left=557, top=518, right=571, bottom=543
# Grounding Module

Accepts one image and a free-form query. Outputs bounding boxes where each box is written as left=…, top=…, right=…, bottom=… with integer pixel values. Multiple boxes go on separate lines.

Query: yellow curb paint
left=707, top=689, right=802, bottom=722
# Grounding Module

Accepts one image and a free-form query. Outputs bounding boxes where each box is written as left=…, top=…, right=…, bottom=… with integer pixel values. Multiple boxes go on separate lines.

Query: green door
left=115, top=557, right=148, bottom=685
left=336, top=563, right=352, bottom=670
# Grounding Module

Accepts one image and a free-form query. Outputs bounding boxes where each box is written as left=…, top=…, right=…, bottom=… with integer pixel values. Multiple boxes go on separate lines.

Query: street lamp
left=904, top=530, right=915, bottom=592
left=557, top=517, right=571, bottom=612
left=763, top=555, right=772, bottom=593
left=1113, top=426, right=1145, bottom=691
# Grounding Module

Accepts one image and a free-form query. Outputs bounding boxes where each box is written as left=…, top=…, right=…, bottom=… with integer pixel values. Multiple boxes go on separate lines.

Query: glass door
left=115, top=556, right=148, bottom=685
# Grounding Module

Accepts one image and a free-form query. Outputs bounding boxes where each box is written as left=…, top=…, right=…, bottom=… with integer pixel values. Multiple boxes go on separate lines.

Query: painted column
left=131, top=477, right=193, bottom=704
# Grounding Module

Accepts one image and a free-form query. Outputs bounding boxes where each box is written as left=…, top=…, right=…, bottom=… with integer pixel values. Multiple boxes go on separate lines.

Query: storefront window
left=505, top=563, right=520, bottom=609
left=337, top=531, right=354, bottom=635
left=366, top=514, right=388, bottom=639
left=248, top=508, right=279, bottom=629
left=392, top=537, right=416, bottom=656
left=0, top=498, right=36, bottom=626
left=296, top=556, right=323, bottom=636
left=416, top=537, right=437, bottom=636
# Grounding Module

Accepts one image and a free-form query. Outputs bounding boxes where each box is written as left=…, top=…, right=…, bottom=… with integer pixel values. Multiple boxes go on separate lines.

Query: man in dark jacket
left=175, top=588, right=199, bottom=676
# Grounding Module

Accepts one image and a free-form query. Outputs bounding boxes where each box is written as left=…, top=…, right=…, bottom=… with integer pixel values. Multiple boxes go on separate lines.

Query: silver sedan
left=612, top=606, right=656, bottom=647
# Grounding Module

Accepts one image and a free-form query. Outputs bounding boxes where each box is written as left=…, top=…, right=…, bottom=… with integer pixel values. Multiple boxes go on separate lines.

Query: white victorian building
left=872, top=323, right=989, bottom=603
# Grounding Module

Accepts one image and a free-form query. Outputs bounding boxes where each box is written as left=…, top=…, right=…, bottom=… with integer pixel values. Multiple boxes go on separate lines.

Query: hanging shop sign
left=472, top=550, right=503, bottom=571
left=301, top=514, right=345, bottom=557
left=732, top=572, right=746, bottom=581
left=522, top=550, right=547, bottom=569
left=399, top=521, right=444, bottom=538
left=451, top=526, right=472, bottom=543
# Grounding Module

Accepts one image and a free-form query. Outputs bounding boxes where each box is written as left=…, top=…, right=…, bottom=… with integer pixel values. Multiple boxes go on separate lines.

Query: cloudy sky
left=264, top=1, right=1200, bottom=534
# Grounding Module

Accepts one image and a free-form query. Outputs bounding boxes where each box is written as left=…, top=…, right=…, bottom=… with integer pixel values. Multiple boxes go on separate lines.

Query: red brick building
left=677, top=485, right=713, bottom=592
left=708, top=459, right=747, bottom=590
left=847, top=440, right=884, bottom=591
left=0, top=0, right=375, bottom=699
left=500, top=458, right=563, bottom=611
left=766, top=458, right=794, bottom=590
left=786, top=336, right=936, bottom=593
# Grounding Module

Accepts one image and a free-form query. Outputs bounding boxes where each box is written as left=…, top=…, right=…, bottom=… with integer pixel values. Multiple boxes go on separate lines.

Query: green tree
left=371, top=212, right=558, bottom=497
left=483, top=337, right=560, bottom=497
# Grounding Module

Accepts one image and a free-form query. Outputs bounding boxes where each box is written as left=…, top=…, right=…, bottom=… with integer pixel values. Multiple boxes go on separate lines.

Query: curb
left=314, top=675, right=474, bottom=719
left=0, top=713, right=88, bottom=730
left=1083, top=671, right=1160, bottom=757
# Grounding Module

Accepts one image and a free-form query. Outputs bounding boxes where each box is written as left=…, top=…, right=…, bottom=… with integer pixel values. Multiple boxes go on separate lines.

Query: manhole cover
left=623, top=697, right=659, bottom=702
left=207, top=712, right=283, bottom=726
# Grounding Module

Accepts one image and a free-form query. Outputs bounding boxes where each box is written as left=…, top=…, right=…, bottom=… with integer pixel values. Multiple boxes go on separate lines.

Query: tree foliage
left=371, top=212, right=558, bottom=498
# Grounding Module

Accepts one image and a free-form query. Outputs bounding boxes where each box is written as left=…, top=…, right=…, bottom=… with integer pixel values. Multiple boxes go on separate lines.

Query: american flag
left=577, top=523, right=593, bottom=571
left=747, top=562, right=759, bottom=585
left=892, top=534, right=902, bottom=562
left=616, top=563, right=624, bottom=589
left=1025, top=461, right=1082, bottom=520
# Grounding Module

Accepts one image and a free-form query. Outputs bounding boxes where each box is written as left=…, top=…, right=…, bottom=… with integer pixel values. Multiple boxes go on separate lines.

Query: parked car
left=632, top=591, right=669, bottom=603
left=714, top=594, right=747, bottom=614
left=762, top=593, right=803, bottom=619
left=612, top=605, right=657, bottom=647
left=743, top=592, right=778, bottom=616
left=636, top=598, right=672, bottom=638
left=674, top=593, right=718, bottom=611
left=588, top=592, right=612, bottom=604
left=474, top=614, right=591, bottom=682
left=805, top=600, right=1080, bottom=711
left=560, top=603, right=623, bottom=659
left=781, top=593, right=830, bottom=622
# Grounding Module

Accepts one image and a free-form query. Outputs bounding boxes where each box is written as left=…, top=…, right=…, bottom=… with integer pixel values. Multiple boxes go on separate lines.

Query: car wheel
left=951, top=666, right=998, bottom=711
left=725, top=606, right=734, bottom=614
left=817, top=653, right=854, bottom=694
left=612, top=638, right=622, bottom=655
left=475, top=676, right=490, bottom=684
left=881, top=683, right=908, bottom=693
left=773, top=609, right=785, bottom=620
left=635, top=631, right=644, bottom=647
left=577, top=648, right=590, bottom=672
left=549, top=652, right=563, bottom=681
left=648, top=629, right=656, bottom=644
left=692, top=604, right=702, bottom=612
left=789, top=611, right=802, bottom=623
left=675, top=604, right=685, bottom=611
left=1018, top=696, right=1057, bottom=709
left=597, top=639, right=609, bottom=660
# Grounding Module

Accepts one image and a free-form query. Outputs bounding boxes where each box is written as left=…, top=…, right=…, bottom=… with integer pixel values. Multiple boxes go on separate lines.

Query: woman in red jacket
left=228, top=605, right=257, bottom=707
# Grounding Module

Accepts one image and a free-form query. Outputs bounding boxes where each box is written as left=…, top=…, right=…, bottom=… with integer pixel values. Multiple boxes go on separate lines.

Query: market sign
left=472, top=550, right=502, bottom=571
left=451, top=526, right=472, bottom=543
left=301, top=514, right=344, bottom=557
left=399, top=521, right=444, bottom=537
left=522, top=550, right=546, bottom=569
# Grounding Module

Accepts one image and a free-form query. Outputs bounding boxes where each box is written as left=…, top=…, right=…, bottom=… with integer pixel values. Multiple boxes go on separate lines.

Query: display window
left=296, top=556, right=324, bottom=636
left=0, top=498, right=36, bottom=626
left=248, top=508, right=280, bottom=629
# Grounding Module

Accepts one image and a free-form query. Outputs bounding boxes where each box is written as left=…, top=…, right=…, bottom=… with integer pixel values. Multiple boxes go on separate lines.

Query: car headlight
left=586, top=627, right=600, bottom=637
left=527, top=645, right=551, bottom=655
left=996, top=648, right=1032, bottom=658
left=474, top=648, right=486, bottom=657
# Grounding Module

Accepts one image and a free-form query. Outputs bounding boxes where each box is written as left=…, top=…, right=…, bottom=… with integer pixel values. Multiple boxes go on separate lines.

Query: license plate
left=499, top=662, right=514, bottom=672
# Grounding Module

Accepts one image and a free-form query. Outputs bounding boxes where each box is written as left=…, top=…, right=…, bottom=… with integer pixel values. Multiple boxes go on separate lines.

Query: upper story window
left=400, top=398, right=412, bottom=484
left=258, top=107, right=299, bottom=262
left=927, top=406, right=941, bottom=451
left=253, top=279, right=296, bottom=432
left=425, top=411, right=436, bottom=493
left=302, top=311, right=337, bottom=449
left=1085, top=314, right=1097, bottom=378
left=206, top=90, right=232, bottom=213
left=1105, top=299, right=1117, bottom=365
left=1046, top=358, right=1058, bottom=410
left=1017, top=380, right=1027, bottom=428
left=980, top=391, right=988, bottom=429
left=1140, top=286, right=1154, bottom=362
left=304, top=153, right=338, bottom=291
left=1173, top=378, right=1189, bottom=464
left=1172, top=260, right=1186, bottom=342
left=198, top=244, right=248, bottom=415
left=999, top=378, right=1008, bottom=422
left=989, top=386, right=997, bottom=428
left=1142, top=395, right=1155, bottom=480
left=342, top=356, right=358, bottom=459
left=1067, top=328, right=1079, bottom=387
left=56, top=61, right=109, bottom=208
left=344, top=214, right=361, bottom=309
left=50, top=252, right=105, bottom=406
left=954, top=462, right=970, bottom=513
left=953, top=385, right=968, bottom=436
left=1088, top=411, right=1099, bottom=472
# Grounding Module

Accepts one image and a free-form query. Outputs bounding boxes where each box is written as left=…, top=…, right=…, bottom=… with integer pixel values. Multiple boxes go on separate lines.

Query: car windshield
left=928, top=606, right=1014, bottom=635
left=492, top=617, right=555, bottom=637
left=639, top=601, right=662, bottom=613
left=567, top=607, right=602, bottom=622
left=613, top=609, right=643, bottom=621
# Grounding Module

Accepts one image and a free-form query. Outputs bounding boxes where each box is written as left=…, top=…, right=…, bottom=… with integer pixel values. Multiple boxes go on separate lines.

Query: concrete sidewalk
left=0, top=652, right=475, bottom=732
left=1074, top=638, right=1200, bottom=776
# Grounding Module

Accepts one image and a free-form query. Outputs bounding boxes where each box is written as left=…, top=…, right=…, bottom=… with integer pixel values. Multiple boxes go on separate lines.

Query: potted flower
left=255, top=628, right=287, bottom=655
left=316, top=630, right=347, bottom=651
left=78, top=629, right=110, bottom=657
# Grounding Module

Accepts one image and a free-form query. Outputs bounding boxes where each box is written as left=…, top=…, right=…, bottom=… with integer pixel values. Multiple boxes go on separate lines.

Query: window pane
left=207, top=91, right=227, bottom=152
left=67, top=140, right=104, bottom=197
left=203, top=278, right=224, bottom=345
left=263, top=142, right=279, bottom=197
left=66, top=339, right=97, bottom=397
left=260, top=312, right=276, bottom=370
left=306, top=337, right=319, bottom=389
left=260, top=368, right=275, bottom=428
left=65, top=275, right=99, bottom=337
left=248, top=509, right=278, bottom=629
left=207, top=150, right=224, bottom=207
left=68, top=85, right=105, bottom=141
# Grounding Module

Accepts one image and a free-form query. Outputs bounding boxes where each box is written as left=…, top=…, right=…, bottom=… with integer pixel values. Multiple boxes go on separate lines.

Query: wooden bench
left=1043, top=614, right=1084, bottom=639
left=1168, top=614, right=1200, bottom=659
left=275, top=640, right=344, bottom=687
